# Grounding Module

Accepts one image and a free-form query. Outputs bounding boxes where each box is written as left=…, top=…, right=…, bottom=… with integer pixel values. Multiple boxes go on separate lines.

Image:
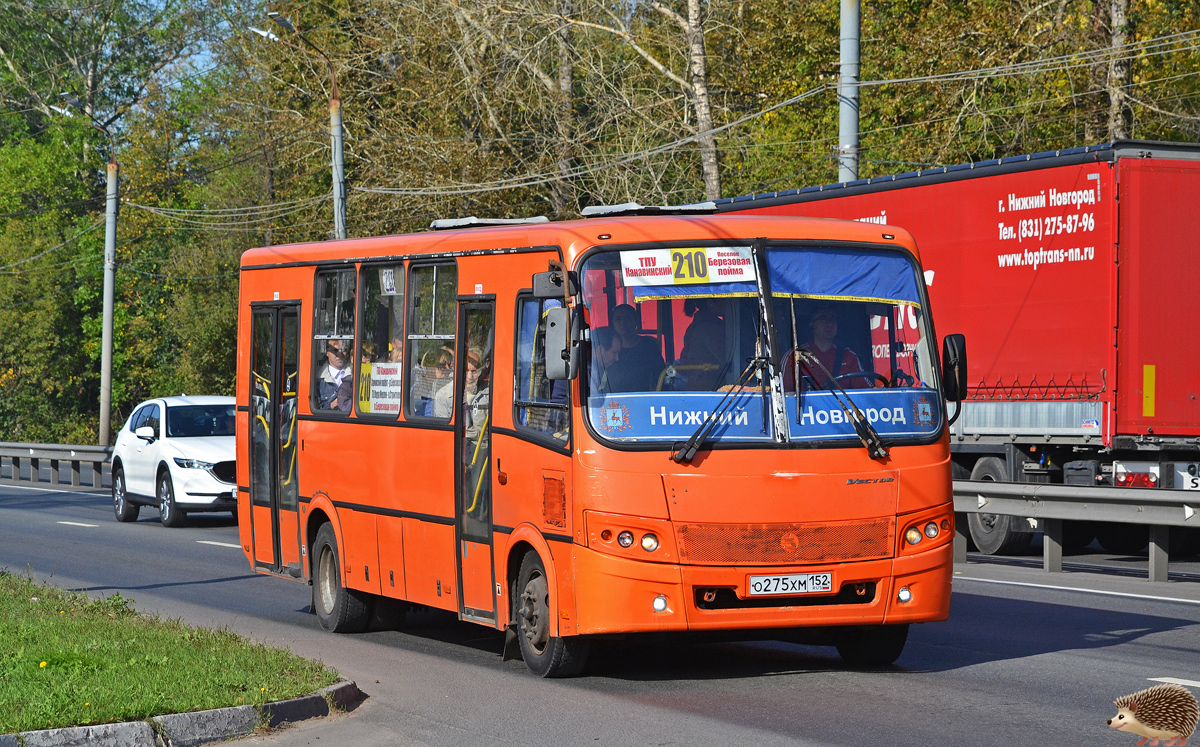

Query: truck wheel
left=1094, top=523, right=1148, bottom=555
left=312, top=523, right=373, bottom=633
left=515, top=551, right=589, bottom=677
left=951, top=461, right=976, bottom=551
left=967, top=457, right=1032, bottom=555
left=1170, top=527, right=1200, bottom=559
left=1062, top=521, right=1096, bottom=554
left=836, top=624, right=909, bottom=666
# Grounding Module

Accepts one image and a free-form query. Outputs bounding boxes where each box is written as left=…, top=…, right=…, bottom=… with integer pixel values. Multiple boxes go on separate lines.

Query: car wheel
left=515, top=551, right=589, bottom=677
left=112, top=466, right=139, bottom=522
left=312, top=523, right=373, bottom=633
left=158, top=472, right=185, bottom=528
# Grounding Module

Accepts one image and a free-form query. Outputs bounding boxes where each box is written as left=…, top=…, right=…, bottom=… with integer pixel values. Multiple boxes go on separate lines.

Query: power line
left=121, top=266, right=238, bottom=280
left=0, top=219, right=103, bottom=271
left=352, top=27, right=1200, bottom=198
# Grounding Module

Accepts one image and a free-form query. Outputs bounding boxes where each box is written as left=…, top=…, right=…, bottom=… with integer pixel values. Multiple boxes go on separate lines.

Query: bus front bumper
left=571, top=540, right=951, bottom=636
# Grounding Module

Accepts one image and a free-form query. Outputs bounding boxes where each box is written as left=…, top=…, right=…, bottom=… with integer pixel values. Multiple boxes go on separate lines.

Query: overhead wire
left=352, top=27, right=1200, bottom=198
left=0, top=219, right=104, bottom=271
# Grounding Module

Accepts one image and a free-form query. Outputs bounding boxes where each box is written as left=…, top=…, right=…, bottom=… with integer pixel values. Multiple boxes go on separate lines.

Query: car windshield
left=166, top=405, right=235, bottom=437
left=580, top=244, right=943, bottom=446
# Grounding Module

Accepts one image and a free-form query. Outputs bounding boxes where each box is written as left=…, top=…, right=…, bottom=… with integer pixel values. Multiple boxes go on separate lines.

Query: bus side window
left=407, top=263, right=457, bottom=419
left=356, top=264, right=406, bottom=418
left=312, top=268, right=356, bottom=414
left=514, top=295, right=569, bottom=444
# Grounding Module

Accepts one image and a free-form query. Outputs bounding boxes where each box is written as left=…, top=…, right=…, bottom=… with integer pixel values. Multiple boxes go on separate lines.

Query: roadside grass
left=0, top=571, right=339, bottom=734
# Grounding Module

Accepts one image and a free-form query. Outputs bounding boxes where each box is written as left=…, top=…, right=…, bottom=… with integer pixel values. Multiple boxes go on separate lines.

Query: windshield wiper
left=671, top=356, right=766, bottom=464
left=795, top=349, right=889, bottom=460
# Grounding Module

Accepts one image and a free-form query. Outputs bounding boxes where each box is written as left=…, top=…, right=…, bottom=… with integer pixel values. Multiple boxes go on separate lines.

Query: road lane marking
left=3, top=484, right=105, bottom=495
left=955, top=576, right=1200, bottom=606
left=1149, top=677, right=1200, bottom=688
left=196, top=541, right=242, bottom=549
left=57, top=521, right=99, bottom=528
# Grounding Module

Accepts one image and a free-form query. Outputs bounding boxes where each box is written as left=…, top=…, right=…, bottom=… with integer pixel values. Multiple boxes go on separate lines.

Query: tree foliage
left=1, top=0, right=1198, bottom=442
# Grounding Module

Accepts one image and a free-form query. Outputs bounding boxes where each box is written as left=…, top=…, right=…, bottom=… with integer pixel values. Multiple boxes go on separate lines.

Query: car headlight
left=174, top=458, right=215, bottom=470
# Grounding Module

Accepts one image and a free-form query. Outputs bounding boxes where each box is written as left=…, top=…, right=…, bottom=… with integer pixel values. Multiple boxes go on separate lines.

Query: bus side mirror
left=941, top=334, right=967, bottom=402
left=532, top=268, right=578, bottom=300
left=545, top=306, right=580, bottom=380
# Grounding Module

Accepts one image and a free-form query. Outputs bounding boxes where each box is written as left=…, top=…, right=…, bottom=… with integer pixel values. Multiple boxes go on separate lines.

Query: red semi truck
left=718, top=140, right=1200, bottom=555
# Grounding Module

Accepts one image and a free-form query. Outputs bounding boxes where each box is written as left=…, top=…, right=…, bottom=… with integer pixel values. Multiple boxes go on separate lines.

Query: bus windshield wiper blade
left=795, top=350, right=889, bottom=460
left=671, top=356, right=765, bottom=464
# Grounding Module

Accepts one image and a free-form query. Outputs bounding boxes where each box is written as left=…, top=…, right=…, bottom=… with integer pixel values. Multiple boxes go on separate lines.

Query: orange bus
left=235, top=208, right=967, bottom=677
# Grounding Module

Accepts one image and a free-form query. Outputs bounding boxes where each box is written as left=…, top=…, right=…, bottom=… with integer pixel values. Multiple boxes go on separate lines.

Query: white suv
left=110, top=396, right=236, bottom=527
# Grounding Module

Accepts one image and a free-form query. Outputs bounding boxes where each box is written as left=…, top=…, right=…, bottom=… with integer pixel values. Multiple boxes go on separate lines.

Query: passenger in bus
left=388, top=334, right=404, bottom=363
left=784, top=305, right=869, bottom=390
left=588, top=327, right=622, bottom=394
left=412, top=346, right=452, bottom=416
left=611, top=304, right=667, bottom=390
left=434, top=349, right=490, bottom=441
left=317, top=340, right=353, bottom=411
left=676, top=298, right=728, bottom=390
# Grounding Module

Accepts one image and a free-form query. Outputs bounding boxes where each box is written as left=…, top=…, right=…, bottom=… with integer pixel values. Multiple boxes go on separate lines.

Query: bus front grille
left=675, top=518, right=895, bottom=565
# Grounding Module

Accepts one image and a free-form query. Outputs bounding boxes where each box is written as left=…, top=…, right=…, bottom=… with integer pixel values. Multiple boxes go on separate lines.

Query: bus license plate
left=748, top=572, right=833, bottom=596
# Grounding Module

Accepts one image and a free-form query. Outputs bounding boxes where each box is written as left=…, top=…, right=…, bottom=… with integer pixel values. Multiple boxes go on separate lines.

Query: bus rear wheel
left=836, top=624, right=909, bottom=666
left=515, top=551, right=589, bottom=678
left=312, top=523, right=372, bottom=633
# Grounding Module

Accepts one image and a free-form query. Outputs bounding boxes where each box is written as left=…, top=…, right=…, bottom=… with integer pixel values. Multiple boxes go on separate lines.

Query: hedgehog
left=1108, top=683, right=1199, bottom=746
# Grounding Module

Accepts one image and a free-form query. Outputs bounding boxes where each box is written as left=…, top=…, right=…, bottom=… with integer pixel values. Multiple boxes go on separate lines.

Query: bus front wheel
left=312, top=523, right=372, bottom=633
left=836, top=624, right=909, bottom=667
left=515, top=551, right=589, bottom=678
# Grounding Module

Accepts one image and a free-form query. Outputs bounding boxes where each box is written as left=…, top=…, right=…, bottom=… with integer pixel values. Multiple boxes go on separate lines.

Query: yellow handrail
left=465, top=409, right=491, bottom=514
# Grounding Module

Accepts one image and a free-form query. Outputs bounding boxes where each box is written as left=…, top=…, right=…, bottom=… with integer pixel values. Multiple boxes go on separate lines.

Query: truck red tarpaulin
left=718, top=141, right=1200, bottom=556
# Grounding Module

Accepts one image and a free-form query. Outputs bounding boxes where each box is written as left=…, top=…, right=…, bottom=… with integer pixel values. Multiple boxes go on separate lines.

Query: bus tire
left=966, top=457, right=1032, bottom=555
left=836, top=624, right=908, bottom=666
left=112, top=466, right=140, bottom=522
left=515, top=551, right=589, bottom=678
left=312, top=523, right=372, bottom=633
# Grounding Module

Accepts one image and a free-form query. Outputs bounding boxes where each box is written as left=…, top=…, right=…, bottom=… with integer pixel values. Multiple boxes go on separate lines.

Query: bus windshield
left=580, top=244, right=943, bottom=447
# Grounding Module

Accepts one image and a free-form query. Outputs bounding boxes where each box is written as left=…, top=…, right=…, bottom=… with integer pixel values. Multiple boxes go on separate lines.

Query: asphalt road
left=3, top=481, right=1200, bottom=747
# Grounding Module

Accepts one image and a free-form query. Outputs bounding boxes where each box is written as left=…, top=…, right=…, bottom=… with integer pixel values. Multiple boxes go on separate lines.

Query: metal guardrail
left=0, top=442, right=111, bottom=489
left=953, top=479, right=1200, bottom=582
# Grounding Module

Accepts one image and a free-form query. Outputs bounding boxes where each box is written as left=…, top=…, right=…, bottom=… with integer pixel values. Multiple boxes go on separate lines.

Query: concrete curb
left=3, top=680, right=362, bottom=747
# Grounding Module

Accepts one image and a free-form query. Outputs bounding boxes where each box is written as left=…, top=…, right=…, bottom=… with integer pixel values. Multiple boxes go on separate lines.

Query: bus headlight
left=617, top=531, right=634, bottom=548
left=641, top=533, right=659, bottom=552
left=904, top=527, right=923, bottom=545
left=924, top=522, right=940, bottom=539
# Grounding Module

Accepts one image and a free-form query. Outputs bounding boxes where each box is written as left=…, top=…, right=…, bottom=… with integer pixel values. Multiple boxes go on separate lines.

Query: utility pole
left=99, top=158, right=117, bottom=445
left=330, top=93, right=346, bottom=240
left=256, top=13, right=347, bottom=239
left=61, top=93, right=118, bottom=445
left=838, top=0, right=860, bottom=183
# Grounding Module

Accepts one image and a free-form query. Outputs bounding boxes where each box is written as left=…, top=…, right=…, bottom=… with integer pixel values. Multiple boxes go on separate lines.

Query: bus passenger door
left=248, top=304, right=303, bottom=578
left=456, top=301, right=497, bottom=623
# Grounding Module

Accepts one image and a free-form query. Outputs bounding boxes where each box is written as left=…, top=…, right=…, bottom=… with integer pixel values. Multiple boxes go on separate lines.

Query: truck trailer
left=718, top=140, right=1200, bottom=556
